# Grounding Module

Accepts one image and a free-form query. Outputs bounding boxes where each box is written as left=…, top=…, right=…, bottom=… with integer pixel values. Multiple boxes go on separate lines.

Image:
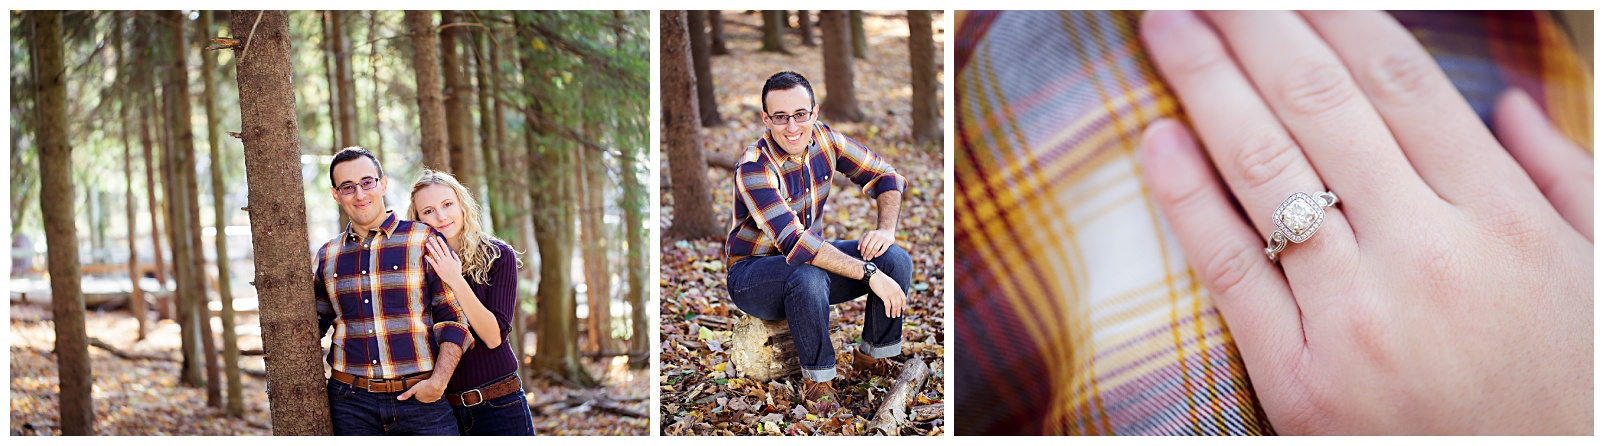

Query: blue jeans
left=451, top=381, right=535, bottom=435
left=727, top=240, right=912, bottom=382
left=327, top=378, right=459, bottom=435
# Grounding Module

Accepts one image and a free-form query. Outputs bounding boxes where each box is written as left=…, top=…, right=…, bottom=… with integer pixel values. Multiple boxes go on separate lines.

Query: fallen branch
left=530, top=393, right=647, bottom=418
left=87, top=337, right=267, bottom=377
left=867, top=356, right=931, bottom=436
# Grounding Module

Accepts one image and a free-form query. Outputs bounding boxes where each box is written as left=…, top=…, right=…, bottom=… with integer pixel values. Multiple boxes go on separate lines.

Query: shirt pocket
left=377, top=253, right=422, bottom=312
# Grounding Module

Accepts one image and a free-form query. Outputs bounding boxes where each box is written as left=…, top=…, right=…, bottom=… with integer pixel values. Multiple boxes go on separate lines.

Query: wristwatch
left=861, top=261, right=878, bottom=284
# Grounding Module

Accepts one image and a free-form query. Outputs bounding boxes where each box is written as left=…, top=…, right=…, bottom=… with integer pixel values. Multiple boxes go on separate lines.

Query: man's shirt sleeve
left=736, top=160, right=827, bottom=266
left=312, top=244, right=334, bottom=339
left=425, top=235, right=474, bottom=352
left=828, top=128, right=907, bottom=198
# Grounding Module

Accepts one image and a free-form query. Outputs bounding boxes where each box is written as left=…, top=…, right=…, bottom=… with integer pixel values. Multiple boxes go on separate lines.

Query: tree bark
left=135, top=12, right=169, bottom=318
left=820, top=11, right=865, bottom=122
left=850, top=10, right=867, bottom=60
left=409, top=10, right=450, bottom=172
left=230, top=10, right=333, bottom=435
left=367, top=11, right=384, bottom=163
left=519, top=12, right=596, bottom=388
left=34, top=10, right=94, bottom=435
left=909, top=10, right=941, bottom=147
left=332, top=11, right=358, bottom=149
left=115, top=10, right=149, bottom=342
left=198, top=10, right=245, bottom=418
left=687, top=11, right=722, bottom=127
left=622, top=141, right=648, bottom=369
left=167, top=9, right=223, bottom=408
left=868, top=358, right=932, bottom=435
left=320, top=11, right=340, bottom=152
left=581, top=122, right=610, bottom=355
left=159, top=13, right=202, bottom=389
left=662, top=11, right=721, bottom=240
left=441, top=10, right=473, bottom=182
left=759, top=10, right=788, bottom=54
left=798, top=11, right=814, bottom=47
left=472, top=26, right=502, bottom=235
left=708, top=11, right=729, bottom=56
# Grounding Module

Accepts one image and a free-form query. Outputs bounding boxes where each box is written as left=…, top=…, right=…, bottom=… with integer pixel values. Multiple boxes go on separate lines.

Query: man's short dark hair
left=761, top=71, right=815, bottom=114
left=329, top=147, right=384, bottom=188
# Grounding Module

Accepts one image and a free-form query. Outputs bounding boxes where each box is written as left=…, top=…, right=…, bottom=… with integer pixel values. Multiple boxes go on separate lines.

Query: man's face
left=330, top=157, right=388, bottom=229
left=762, top=86, right=816, bottom=155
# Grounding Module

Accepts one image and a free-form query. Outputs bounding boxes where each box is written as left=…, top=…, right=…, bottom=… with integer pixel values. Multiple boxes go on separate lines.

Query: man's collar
left=345, top=211, right=399, bottom=242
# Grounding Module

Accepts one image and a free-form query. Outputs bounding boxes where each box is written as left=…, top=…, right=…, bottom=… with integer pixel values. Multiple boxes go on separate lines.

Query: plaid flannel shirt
left=314, top=211, right=474, bottom=378
left=726, top=121, right=906, bottom=266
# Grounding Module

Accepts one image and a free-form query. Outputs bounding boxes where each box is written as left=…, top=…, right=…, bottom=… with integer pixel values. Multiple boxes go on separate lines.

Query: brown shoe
left=852, top=349, right=892, bottom=377
left=801, top=378, right=838, bottom=408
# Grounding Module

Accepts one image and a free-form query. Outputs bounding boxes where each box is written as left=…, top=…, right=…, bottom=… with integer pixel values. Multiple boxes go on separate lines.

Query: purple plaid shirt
left=726, top=121, right=906, bottom=266
left=314, top=211, right=473, bottom=378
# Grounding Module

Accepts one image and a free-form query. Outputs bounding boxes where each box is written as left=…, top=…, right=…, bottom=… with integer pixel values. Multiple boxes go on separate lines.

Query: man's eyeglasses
left=767, top=111, right=813, bottom=125
left=336, top=177, right=380, bottom=196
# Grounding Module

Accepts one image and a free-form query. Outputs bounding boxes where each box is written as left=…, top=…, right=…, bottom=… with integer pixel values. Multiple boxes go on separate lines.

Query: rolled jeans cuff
left=858, top=340, right=902, bottom=359
left=800, top=365, right=837, bottom=382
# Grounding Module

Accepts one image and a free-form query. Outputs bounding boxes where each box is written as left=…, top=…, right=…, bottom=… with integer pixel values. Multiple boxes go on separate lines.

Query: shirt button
left=363, top=299, right=369, bottom=303
left=371, top=360, right=378, bottom=364
left=362, top=270, right=367, bottom=274
left=392, top=265, right=398, bottom=270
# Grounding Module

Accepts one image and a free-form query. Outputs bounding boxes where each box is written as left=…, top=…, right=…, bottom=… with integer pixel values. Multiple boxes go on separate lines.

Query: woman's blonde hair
left=406, top=170, right=517, bottom=284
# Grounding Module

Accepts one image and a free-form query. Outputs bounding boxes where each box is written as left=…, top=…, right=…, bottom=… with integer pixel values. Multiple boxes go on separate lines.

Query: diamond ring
left=1266, top=191, right=1338, bottom=262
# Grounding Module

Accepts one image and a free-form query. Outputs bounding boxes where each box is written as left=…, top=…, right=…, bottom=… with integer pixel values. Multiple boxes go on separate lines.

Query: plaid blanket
left=953, top=10, right=1591, bottom=435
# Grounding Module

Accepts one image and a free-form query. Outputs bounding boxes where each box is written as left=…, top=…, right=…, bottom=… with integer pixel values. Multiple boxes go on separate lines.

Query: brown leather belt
left=445, top=374, right=522, bottom=407
left=330, top=369, right=432, bottom=394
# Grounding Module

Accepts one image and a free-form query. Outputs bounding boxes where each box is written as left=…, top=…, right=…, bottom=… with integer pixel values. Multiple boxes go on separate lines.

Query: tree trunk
left=136, top=13, right=169, bottom=316
left=34, top=10, right=94, bottom=435
left=908, top=10, right=941, bottom=147
left=198, top=10, right=244, bottom=418
left=367, top=11, right=384, bottom=163
left=518, top=12, right=596, bottom=388
left=687, top=11, right=722, bottom=127
left=622, top=142, right=648, bottom=369
left=708, top=10, right=730, bottom=56
left=850, top=10, right=867, bottom=60
left=115, top=10, right=148, bottom=342
left=662, top=11, right=721, bottom=240
left=409, top=11, right=450, bottom=172
left=820, top=11, right=865, bottom=122
left=798, top=11, right=814, bottom=47
left=473, top=27, right=502, bottom=235
left=320, top=11, right=339, bottom=151
left=582, top=123, right=610, bottom=355
left=167, top=9, right=222, bottom=407
left=332, top=11, right=358, bottom=149
left=759, top=10, right=788, bottom=54
left=441, top=10, right=473, bottom=182
left=321, top=12, right=346, bottom=230
left=229, top=10, right=333, bottom=435
left=159, top=16, right=202, bottom=389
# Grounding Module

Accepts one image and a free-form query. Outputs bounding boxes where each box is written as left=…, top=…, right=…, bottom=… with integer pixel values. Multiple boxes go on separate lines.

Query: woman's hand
left=425, top=235, right=463, bottom=281
left=1138, top=11, right=1591, bottom=434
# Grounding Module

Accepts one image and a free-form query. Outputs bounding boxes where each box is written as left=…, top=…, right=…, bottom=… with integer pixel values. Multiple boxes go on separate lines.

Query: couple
left=313, top=148, right=532, bottom=436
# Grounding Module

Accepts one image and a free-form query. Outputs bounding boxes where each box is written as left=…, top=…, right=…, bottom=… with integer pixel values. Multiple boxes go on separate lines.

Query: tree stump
left=728, top=308, right=842, bottom=382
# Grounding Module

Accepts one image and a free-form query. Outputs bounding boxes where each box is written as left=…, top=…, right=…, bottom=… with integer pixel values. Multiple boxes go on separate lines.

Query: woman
left=407, top=170, right=533, bottom=436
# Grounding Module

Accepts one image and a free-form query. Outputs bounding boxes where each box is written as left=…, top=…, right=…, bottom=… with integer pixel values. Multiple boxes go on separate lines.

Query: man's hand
left=859, top=229, right=897, bottom=260
left=869, top=273, right=906, bottom=318
left=397, top=376, right=447, bottom=403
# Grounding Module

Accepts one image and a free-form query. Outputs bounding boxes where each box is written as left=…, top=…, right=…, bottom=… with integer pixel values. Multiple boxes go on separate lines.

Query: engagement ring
left=1266, top=191, right=1338, bottom=262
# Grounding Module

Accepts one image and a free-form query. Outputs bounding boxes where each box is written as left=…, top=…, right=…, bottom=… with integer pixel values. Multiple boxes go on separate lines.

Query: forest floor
left=9, top=303, right=649, bottom=435
left=660, top=11, right=947, bottom=436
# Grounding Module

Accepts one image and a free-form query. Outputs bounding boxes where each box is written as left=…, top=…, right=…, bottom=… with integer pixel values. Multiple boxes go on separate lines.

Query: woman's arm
left=425, top=236, right=503, bottom=349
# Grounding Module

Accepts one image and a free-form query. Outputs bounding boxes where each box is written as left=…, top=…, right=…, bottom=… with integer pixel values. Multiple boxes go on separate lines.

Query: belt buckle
left=364, top=378, right=388, bottom=393
left=462, top=388, right=485, bottom=407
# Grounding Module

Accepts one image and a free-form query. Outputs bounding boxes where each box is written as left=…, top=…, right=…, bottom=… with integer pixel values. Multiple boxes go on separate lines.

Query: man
left=313, top=147, right=474, bottom=435
left=724, top=71, right=914, bottom=406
